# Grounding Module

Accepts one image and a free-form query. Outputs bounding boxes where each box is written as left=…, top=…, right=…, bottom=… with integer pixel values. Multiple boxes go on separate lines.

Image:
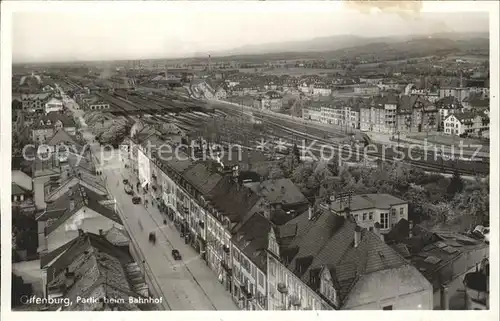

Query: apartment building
left=312, top=83, right=332, bottom=97
left=395, top=95, right=438, bottom=133
left=267, top=206, right=433, bottom=310
left=36, top=183, right=123, bottom=255
left=354, top=85, right=380, bottom=96
left=302, top=103, right=322, bottom=122
left=22, top=93, right=52, bottom=113
left=360, top=95, right=398, bottom=133
left=443, top=112, right=488, bottom=137
left=254, top=91, right=283, bottom=111
left=31, top=111, right=77, bottom=143
left=232, top=213, right=270, bottom=310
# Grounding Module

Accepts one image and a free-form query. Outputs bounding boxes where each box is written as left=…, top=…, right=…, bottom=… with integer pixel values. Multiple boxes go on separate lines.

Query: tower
left=208, top=54, right=212, bottom=71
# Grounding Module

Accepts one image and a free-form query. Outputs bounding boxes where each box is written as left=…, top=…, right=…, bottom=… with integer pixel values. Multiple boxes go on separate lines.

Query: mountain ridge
left=208, top=32, right=489, bottom=58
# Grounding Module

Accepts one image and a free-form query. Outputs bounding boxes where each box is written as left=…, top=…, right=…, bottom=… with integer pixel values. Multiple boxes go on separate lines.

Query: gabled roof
left=232, top=212, right=271, bottom=271
left=184, top=163, right=224, bottom=196
left=210, top=177, right=262, bottom=225
left=32, top=111, right=76, bottom=129
left=12, top=183, right=29, bottom=196
left=279, top=209, right=409, bottom=307
left=46, top=129, right=80, bottom=148
left=44, top=232, right=141, bottom=311
left=43, top=184, right=121, bottom=235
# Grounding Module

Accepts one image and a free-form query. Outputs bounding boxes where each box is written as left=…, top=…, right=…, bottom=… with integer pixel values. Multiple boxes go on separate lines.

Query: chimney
left=354, top=226, right=362, bottom=248
left=281, top=186, right=285, bottom=194
left=373, top=222, right=384, bottom=241
left=409, top=221, right=414, bottom=238
left=308, top=205, right=313, bottom=220
left=78, top=229, right=84, bottom=236
left=69, top=199, right=75, bottom=211
left=99, top=229, right=103, bottom=235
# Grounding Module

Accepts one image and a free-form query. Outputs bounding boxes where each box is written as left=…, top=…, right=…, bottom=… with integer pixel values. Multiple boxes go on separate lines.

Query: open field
left=239, top=67, right=345, bottom=76
left=443, top=55, right=489, bottom=62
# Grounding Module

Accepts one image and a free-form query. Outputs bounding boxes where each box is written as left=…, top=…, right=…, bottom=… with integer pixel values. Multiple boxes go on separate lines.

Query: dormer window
left=320, top=268, right=338, bottom=306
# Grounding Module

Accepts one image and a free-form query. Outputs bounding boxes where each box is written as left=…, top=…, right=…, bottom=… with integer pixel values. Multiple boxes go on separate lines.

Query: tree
left=452, top=176, right=489, bottom=228
left=446, top=170, right=464, bottom=199
left=268, top=164, right=284, bottom=180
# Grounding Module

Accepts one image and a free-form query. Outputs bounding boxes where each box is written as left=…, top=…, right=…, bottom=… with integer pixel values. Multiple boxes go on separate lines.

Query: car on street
left=171, top=249, right=182, bottom=261
left=123, top=179, right=129, bottom=185
left=124, top=184, right=133, bottom=195
left=132, top=196, right=142, bottom=204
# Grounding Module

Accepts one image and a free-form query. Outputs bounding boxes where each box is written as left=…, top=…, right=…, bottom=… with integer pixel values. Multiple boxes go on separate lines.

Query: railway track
left=212, top=105, right=489, bottom=176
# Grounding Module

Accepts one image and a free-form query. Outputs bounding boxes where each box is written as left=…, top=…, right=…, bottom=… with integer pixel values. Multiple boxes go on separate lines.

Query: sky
left=10, top=2, right=490, bottom=63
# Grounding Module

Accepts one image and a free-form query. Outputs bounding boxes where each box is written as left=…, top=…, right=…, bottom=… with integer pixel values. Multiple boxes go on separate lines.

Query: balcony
left=277, top=282, right=288, bottom=294
left=221, top=261, right=232, bottom=275
left=240, top=285, right=253, bottom=299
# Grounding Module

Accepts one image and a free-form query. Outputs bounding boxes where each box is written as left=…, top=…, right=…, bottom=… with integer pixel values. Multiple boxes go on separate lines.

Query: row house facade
left=360, top=95, right=398, bottom=133
left=267, top=206, right=433, bottom=311
left=22, top=92, right=52, bottom=113
left=312, top=83, right=332, bottom=97
left=254, top=91, right=283, bottom=111
left=231, top=212, right=270, bottom=310
left=302, top=104, right=321, bottom=122
left=360, top=95, right=438, bottom=134
left=395, top=95, right=438, bottom=134
left=131, top=134, right=265, bottom=305
left=267, top=226, right=332, bottom=310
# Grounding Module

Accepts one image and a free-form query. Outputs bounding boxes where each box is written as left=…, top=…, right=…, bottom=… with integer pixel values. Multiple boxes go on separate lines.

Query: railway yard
left=59, top=77, right=489, bottom=176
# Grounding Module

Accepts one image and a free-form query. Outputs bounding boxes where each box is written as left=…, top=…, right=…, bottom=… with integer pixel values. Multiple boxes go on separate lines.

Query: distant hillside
left=209, top=32, right=489, bottom=62
left=329, top=37, right=489, bottom=61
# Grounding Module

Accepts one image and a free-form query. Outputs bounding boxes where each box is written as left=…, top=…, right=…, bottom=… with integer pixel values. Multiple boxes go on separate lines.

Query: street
left=63, top=91, right=238, bottom=310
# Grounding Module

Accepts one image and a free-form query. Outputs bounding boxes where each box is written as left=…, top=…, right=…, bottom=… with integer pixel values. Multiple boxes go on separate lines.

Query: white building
left=328, top=194, right=408, bottom=233
left=44, top=98, right=64, bottom=114
left=312, top=84, right=332, bottom=97
left=443, top=112, right=486, bottom=137
left=137, top=146, right=151, bottom=186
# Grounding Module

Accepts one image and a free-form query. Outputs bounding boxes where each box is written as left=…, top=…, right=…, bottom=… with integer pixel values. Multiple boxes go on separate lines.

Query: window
left=354, top=214, right=359, bottom=221
left=258, top=272, right=264, bottom=287
left=383, top=305, right=393, bottom=310
left=400, top=208, right=404, bottom=216
left=380, top=213, right=389, bottom=229
left=363, top=213, right=367, bottom=221
left=369, top=212, right=373, bottom=220
left=270, top=260, right=276, bottom=276
left=391, top=208, right=396, bottom=217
